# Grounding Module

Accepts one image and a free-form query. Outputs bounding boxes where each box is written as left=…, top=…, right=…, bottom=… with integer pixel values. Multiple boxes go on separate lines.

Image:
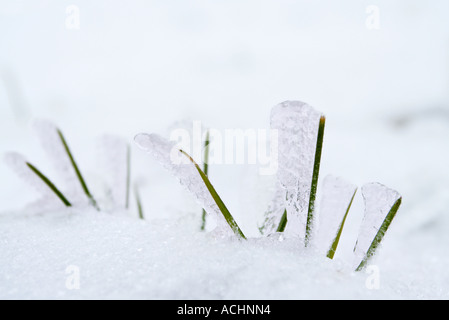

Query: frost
left=134, top=133, right=232, bottom=235
left=315, top=175, right=357, bottom=255
left=269, top=100, right=322, bottom=238
left=32, top=119, right=85, bottom=203
left=353, top=182, right=401, bottom=268
left=97, top=135, right=130, bottom=209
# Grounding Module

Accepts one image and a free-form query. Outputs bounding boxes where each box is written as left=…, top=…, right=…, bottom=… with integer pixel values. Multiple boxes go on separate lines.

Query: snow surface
left=1, top=124, right=449, bottom=300
left=1, top=205, right=448, bottom=300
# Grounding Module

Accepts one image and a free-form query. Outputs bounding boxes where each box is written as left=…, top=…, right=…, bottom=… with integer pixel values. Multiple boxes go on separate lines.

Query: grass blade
left=305, top=116, right=326, bottom=246
left=259, top=185, right=288, bottom=235
left=200, top=130, right=210, bottom=231
left=271, top=101, right=323, bottom=239
left=134, top=185, right=144, bottom=220
left=276, top=209, right=287, bottom=232
left=26, top=162, right=72, bottom=207
left=355, top=197, right=402, bottom=271
left=326, top=188, right=357, bottom=259
left=180, top=149, right=246, bottom=240
left=56, top=128, right=99, bottom=210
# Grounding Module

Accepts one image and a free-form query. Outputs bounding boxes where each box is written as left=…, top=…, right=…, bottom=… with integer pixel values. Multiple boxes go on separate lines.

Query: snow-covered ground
left=1, top=1, right=449, bottom=299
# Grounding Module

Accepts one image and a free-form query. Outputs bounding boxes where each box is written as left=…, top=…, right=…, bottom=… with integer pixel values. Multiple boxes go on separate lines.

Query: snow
left=1, top=205, right=448, bottom=300
left=0, top=209, right=419, bottom=299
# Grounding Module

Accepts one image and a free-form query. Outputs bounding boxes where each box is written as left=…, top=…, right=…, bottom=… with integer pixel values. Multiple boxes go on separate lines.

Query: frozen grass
left=200, top=130, right=210, bottom=231
left=276, top=209, right=287, bottom=233
left=6, top=102, right=402, bottom=276
left=134, top=184, right=144, bottom=220
left=56, top=128, right=99, bottom=210
left=5, top=121, right=144, bottom=218
left=134, top=101, right=402, bottom=272
left=355, top=196, right=402, bottom=271
left=305, top=115, right=325, bottom=246
left=179, top=149, right=246, bottom=240
left=326, top=188, right=357, bottom=259
left=25, top=162, right=72, bottom=207
left=125, top=144, right=131, bottom=209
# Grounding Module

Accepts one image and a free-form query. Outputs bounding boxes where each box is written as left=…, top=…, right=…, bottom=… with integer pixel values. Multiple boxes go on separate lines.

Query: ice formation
left=353, top=182, right=402, bottom=269
left=3, top=152, right=64, bottom=206
left=315, top=175, right=357, bottom=256
left=32, top=119, right=86, bottom=204
left=97, top=134, right=130, bottom=209
left=259, top=182, right=287, bottom=235
left=266, top=100, right=322, bottom=238
left=134, top=133, right=234, bottom=236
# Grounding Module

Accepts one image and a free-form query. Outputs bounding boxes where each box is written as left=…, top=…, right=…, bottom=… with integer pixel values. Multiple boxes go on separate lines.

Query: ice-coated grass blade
left=125, top=144, right=131, bottom=209
left=134, top=185, right=144, bottom=220
left=355, top=197, right=402, bottom=271
left=200, top=130, right=210, bottom=231
left=276, top=209, right=287, bottom=232
left=179, top=149, right=246, bottom=240
left=271, top=101, right=323, bottom=239
left=305, top=115, right=326, bottom=246
left=26, top=162, right=72, bottom=207
left=56, top=128, right=99, bottom=210
left=326, top=188, right=357, bottom=259
left=258, top=186, right=287, bottom=236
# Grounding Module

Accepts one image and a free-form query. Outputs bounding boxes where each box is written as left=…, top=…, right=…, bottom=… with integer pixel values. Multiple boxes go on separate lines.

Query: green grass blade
left=326, top=188, right=357, bottom=259
left=180, top=149, right=246, bottom=240
left=355, top=197, right=402, bottom=271
left=135, top=185, right=144, bottom=220
left=276, top=209, right=287, bottom=232
left=305, top=116, right=326, bottom=246
left=200, top=130, right=210, bottom=231
left=56, top=128, right=99, bottom=210
left=26, top=162, right=72, bottom=207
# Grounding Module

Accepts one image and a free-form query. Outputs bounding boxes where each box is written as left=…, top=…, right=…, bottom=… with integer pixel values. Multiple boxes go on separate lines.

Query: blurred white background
left=1, top=1, right=448, bottom=239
